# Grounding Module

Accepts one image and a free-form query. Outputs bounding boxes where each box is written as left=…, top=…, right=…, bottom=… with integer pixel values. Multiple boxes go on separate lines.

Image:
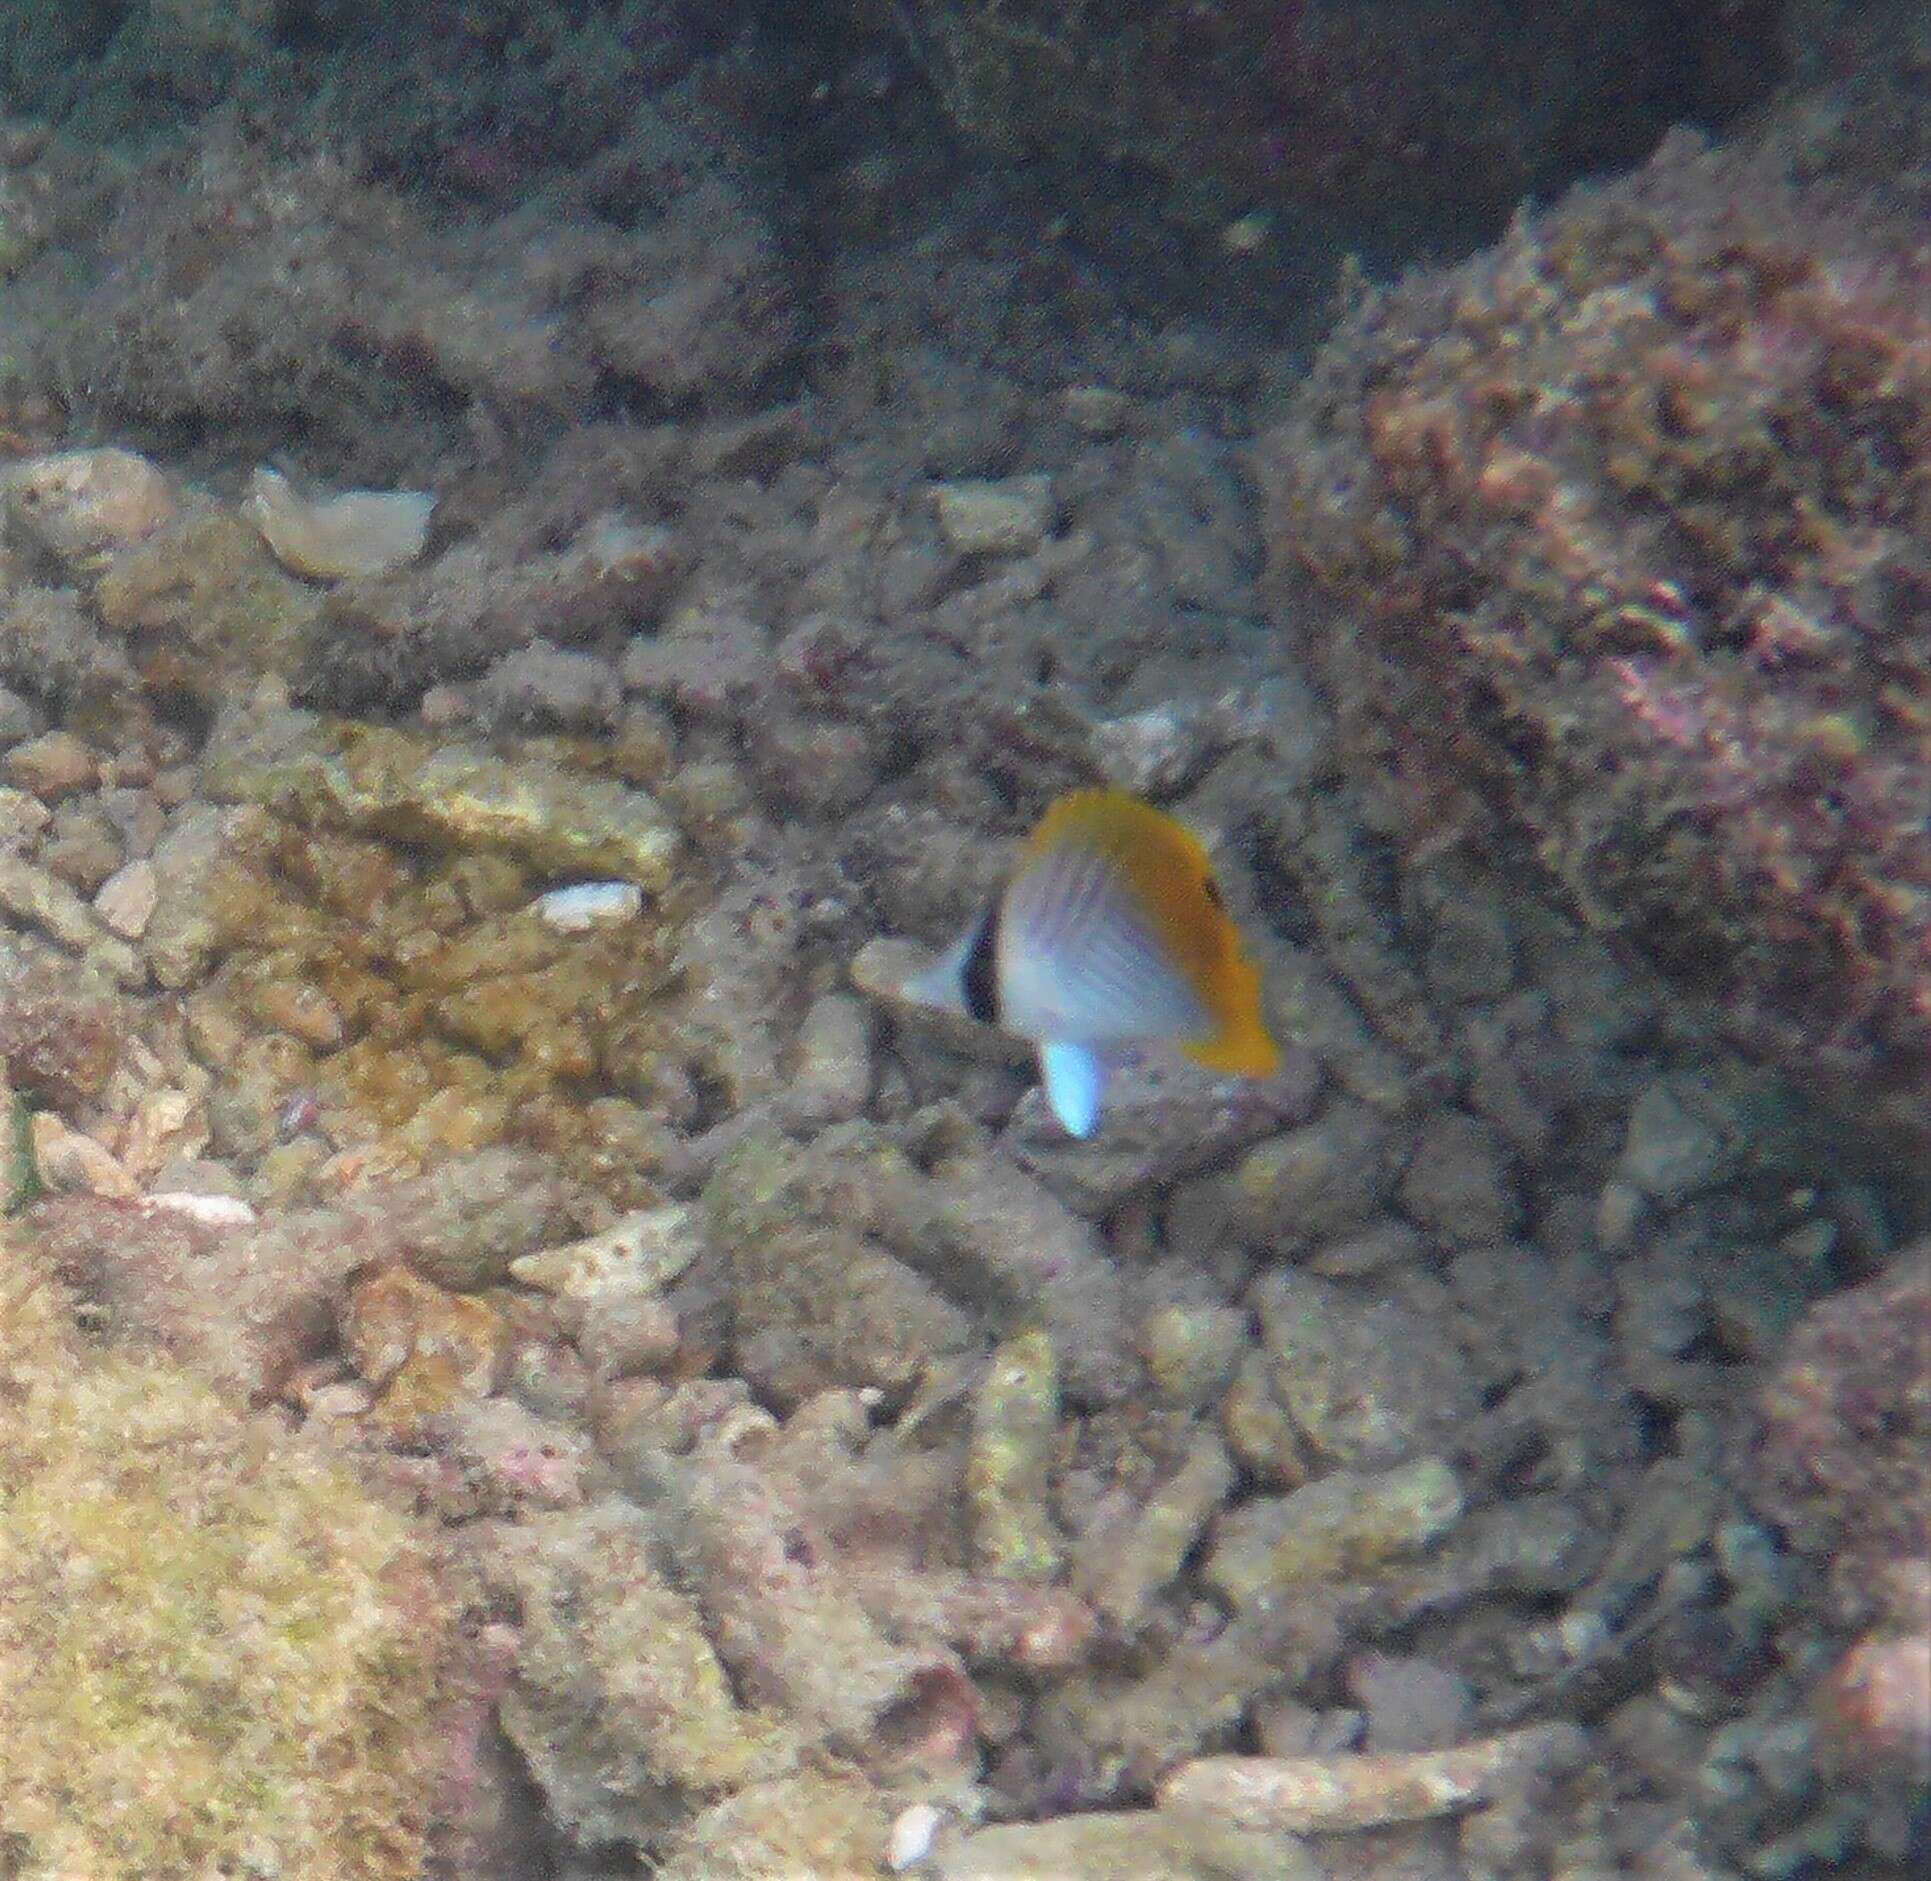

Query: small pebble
left=1075, top=1426, right=1235, bottom=1629
left=99, top=751, right=155, bottom=789
left=479, top=640, right=622, bottom=733
left=1091, top=706, right=1207, bottom=796
left=30, top=1113, right=137, bottom=1197
left=3, top=728, right=97, bottom=799
left=967, top=1328, right=1064, bottom=1583
left=510, top=1204, right=702, bottom=1302
left=0, top=684, right=42, bottom=746
left=148, top=1154, right=248, bottom=1197
left=1595, top=1177, right=1646, bottom=1251
left=0, top=786, right=51, bottom=849
left=41, top=805, right=124, bottom=895
left=246, top=977, right=347, bottom=1053
left=1158, top=1723, right=1590, bottom=1832
left=1346, top=1651, right=1474, bottom=1753
left=5, top=446, right=176, bottom=565
left=1617, top=1077, right=1732, bottom=1203
left=418, top=683, right=475, bottom=729
left=120, top=1088, right=206, bottom=1181
left=932, top=474, right=1055, bottom=555
left=152, top=764, right=199, bottom=810
left=1139, top=1300, right=1248, bottom=1409
left=788, top=991, right=874, bottom=1122
left=1061, top=384, right=1131, bottom=436
left=1308, top=1221, right=1425, bottom=1279
left=1254, top=1700, right=1363, bottom=1759
left=577, top=1291, right=682, bottom=1381
left=445, top=1396, right=592, bottom=1509
left=0, top=855, right=116, bottom=961
left=1205, top=1457, right=1465, bottom=1610
left=1397, top=1108, right=1519, bottom=1246
left=1820, top=1631, right=1931, bottom=1774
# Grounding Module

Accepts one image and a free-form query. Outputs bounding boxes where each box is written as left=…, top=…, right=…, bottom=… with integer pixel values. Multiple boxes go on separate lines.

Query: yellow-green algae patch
left=181, top=791, right=696, bottom=1199
left=0, top=1224, right=452, bottom=1881
left=205, top=711, right=682, bottom=889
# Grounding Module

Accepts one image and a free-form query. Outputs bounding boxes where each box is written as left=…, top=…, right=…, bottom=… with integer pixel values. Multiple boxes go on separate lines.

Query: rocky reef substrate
left=1, top=9, right=1927, bottom=1880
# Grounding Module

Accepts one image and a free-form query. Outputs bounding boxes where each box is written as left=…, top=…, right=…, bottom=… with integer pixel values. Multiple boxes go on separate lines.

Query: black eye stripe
left=961, top=900, right=1001, bottom=1025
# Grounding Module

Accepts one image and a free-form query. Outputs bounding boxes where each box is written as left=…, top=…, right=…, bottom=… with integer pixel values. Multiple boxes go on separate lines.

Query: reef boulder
left=1257, top=122, right=1931, bottom=1147
left=1750, top=1242, right=1930, bottom=1623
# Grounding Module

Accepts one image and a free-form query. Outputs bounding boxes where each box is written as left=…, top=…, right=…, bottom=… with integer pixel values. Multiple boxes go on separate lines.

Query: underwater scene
left=0, top=3, right=1925, bottom=1877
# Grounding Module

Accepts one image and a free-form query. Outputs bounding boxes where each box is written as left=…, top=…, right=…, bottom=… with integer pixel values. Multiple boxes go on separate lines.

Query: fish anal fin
left=1039, top=1039, right=1109, bottom=1138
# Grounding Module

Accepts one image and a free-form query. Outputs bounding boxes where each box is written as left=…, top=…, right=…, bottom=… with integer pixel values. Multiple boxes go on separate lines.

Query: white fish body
left=899, top=790, right=1276, bottom=1138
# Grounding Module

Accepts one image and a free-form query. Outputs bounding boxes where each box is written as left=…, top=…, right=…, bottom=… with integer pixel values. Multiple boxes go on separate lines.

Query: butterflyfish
left=901, top=788, right=1282, bottom=1137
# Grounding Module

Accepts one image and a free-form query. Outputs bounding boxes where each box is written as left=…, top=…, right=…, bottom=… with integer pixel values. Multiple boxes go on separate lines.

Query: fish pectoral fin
left=1039, top=1039, right=1109, bottom=1139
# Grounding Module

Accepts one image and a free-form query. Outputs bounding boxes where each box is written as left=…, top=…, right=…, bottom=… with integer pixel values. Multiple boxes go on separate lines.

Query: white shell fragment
left=243, top=465, right=434, bottom=581
left=141, top=1191, right=259, bottom=1228
left=885, top=1802, right=945, bottom=1872
left=533, top=880, right=644, bottom=933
